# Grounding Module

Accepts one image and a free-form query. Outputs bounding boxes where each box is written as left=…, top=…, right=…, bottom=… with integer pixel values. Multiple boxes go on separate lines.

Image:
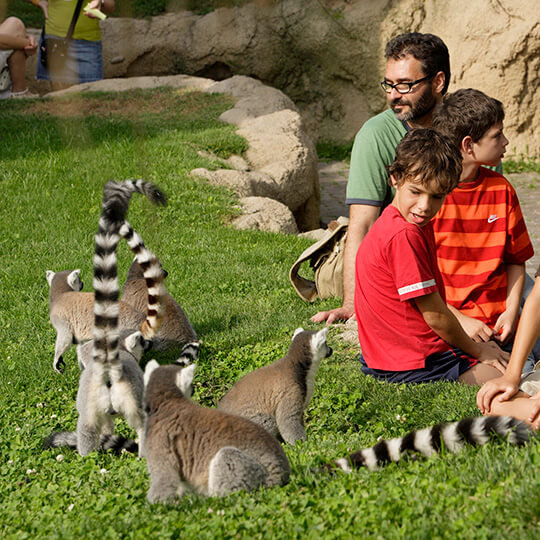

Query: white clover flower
left=15, top=427, right=21, bottom=432
left=396, top=414, right=401, bottom=421
left=50, top=414, right=57, bottom=419
left=36, top=403, right=44, bottom=408
left=216, top=510, right=225, bottom=516
left=56, top=454, right=64, bottom=462
left=68, top=504, right=74, bottom=512
left=26, top=468, right=36, bottom=475
left=99, top=468, right=108, bottom=475
left=207, top=508, right=213, bottom=514
left=8, top=459, right=13, bottom=465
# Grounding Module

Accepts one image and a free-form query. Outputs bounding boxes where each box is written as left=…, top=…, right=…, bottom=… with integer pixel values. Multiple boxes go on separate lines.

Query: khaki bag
left=289, top=217, right=348, bottom=302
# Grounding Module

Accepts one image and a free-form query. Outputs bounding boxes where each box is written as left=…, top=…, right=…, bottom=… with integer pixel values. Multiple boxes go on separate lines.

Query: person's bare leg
left=1, top=17, right=28, bottom=93
left=487, top=391, right=538, bottom=428
left=458, top=363, right=502, bottom=385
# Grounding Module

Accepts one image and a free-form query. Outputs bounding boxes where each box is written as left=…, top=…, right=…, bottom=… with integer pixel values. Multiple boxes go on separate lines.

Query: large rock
left=89, top=0, right=538, bottom=156
left=231, top=197, right=299, bottom=234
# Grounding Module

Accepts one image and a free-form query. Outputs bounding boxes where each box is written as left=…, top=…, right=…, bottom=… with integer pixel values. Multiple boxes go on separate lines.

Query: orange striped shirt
left=432, top=167, right=533, bottom=328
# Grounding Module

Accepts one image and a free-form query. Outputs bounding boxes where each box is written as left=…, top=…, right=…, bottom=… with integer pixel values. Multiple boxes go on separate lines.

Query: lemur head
left=291, top=327, right=332, bottom=362
left=46, top=269, right=84, bottom=295
left=123, top=331, right=152, bottom=361
left=144, top=360, right=197, bottom=405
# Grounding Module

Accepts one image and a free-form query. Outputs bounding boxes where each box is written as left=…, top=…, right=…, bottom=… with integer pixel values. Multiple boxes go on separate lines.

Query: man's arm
left=493, top=263, right=525, bottom=343
left=446, top=304, right=494, bottom=343
left=415, top=291, right=509, bottom=371
left=311, top=203, right=380, bottom=324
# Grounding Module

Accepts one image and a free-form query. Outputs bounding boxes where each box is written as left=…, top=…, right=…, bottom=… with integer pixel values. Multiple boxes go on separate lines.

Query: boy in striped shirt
left=432, top=89, right=537, bottom=370
left=355, top=128, right=509, bottom=384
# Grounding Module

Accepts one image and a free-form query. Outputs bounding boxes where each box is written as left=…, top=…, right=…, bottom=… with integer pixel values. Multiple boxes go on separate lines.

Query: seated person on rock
left=431, top=89, right=538, bottom=371
left=0, top=17, right=37, bottom=98
left=477, top=263, right=540, bottom=429
left=355, top=128, right=509, bottom=385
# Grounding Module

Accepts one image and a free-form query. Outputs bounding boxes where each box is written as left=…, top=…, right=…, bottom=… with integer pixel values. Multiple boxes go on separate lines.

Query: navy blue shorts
left=37, top=34, right=103, bottom=84
left=360, top=349, right=478, bottom=383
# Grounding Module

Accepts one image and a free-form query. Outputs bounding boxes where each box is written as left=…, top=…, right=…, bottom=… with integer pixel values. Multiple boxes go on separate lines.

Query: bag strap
left=66, top=0, right=86, bottom=41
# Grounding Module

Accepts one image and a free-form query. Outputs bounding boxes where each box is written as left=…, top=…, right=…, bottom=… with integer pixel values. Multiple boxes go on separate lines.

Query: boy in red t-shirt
left=432, top=89, right=537, bottom=370
left=356, top=128, right=509, bottom=384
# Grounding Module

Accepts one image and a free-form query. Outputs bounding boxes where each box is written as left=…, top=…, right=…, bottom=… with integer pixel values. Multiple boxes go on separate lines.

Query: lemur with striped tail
left=55, top=179, right=167, bottom=457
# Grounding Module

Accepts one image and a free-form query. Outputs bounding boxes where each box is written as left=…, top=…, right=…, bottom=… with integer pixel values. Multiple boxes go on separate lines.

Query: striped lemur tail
left=43, top=431, right=138, bottom=455
left=332, top=416, right=532, bottom=472
left=93, top=179, right=167, bottom=365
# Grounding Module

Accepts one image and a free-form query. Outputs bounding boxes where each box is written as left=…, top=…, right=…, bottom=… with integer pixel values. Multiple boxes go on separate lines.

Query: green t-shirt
left=46, top=0, right=101, bottom=41
left=346, top=109, right=407, bottom=207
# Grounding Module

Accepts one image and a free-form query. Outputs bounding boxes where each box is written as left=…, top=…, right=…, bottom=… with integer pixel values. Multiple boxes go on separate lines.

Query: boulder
left=231, top=197, right=298, bottom=234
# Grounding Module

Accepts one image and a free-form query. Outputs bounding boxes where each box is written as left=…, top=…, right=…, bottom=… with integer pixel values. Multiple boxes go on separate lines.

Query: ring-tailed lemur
left=122, top=259, right=199, bottom=353
left=143, top=360, right=290, bottom=504
left=46, top=269, right=146, bottom=373
left=217, top=328, right=332, bottom=444
left=60, top=179, right=167, bottom=457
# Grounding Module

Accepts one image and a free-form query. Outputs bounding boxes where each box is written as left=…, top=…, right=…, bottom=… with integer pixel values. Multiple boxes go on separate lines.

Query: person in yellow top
left=26, top=0, right=114, bottom=87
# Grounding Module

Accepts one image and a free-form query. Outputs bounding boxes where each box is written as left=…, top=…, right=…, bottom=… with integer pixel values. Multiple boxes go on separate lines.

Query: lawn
left=0, top=88, right=538, bottom=539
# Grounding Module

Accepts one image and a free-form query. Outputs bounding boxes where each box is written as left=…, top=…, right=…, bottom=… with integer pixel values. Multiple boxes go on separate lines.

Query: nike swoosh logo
left=487, top=215, right=500, bottom=223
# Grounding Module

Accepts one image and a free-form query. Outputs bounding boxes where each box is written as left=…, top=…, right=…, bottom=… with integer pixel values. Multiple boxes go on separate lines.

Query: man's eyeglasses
left=380, top=75, right=433, bottom=94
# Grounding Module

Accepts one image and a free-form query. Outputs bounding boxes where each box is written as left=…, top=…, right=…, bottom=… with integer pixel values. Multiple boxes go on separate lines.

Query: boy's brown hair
left=388, top=128, right=462, bottom=194
left=432, top=88, right=505, bottom=150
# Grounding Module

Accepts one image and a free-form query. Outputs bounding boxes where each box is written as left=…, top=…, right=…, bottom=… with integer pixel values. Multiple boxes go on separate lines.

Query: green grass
left=1, top=88, right=539, bottom=538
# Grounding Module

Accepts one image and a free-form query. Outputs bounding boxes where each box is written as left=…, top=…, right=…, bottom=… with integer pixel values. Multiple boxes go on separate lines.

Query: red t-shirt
left=432, top=167, right=533, bottom=328
left=355, top=205, right=453, bottom=371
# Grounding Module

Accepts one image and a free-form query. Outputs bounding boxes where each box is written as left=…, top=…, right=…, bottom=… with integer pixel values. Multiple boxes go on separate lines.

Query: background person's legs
left=1, top=17, right=28, bottom=93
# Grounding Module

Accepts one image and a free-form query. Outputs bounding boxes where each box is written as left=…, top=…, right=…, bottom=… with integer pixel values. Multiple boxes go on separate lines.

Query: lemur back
left=122, top=259, right=198, bottom=352
left=57, top=179, right=167, bottom=457
left=217, top=328, right=332, bottom=444
left=143, top=361, right=290, bottom=504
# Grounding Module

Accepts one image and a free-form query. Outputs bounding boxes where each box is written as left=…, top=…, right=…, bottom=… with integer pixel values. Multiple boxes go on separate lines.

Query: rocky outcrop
left=91, top=0, right=538, bottom=156
left=231, top=197, right=298, bottom=234
left=48, top=74, right=320, bottom=232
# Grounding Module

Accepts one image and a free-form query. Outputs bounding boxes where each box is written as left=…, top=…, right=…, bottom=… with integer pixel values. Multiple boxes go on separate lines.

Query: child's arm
left=414, top=291, right=509, bottom=372
left=493, top=263, right=525, bottom=344
left=477, top=274, right=540, bottom=414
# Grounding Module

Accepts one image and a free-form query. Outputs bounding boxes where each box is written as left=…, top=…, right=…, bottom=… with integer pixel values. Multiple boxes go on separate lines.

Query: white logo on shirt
left=487, top=215, right=500, bottom=223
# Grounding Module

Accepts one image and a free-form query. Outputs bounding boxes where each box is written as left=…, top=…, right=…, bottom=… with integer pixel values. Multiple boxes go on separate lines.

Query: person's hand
left=37, top=0, right=49, bottom=19
left=84, top=0, right=103, bottom=18
left=24, top=35, right=38, bottom=57
left=528, top=390, right=540, bottom=429
left=456, top=313, right=493, bottom=343
left=476, top=375, right=519, bottom=414
left=475, top=341, right=510, bottom=374
left=493, top=309, right=518, bottom=345
left=310, top=306, right=355, bottom=325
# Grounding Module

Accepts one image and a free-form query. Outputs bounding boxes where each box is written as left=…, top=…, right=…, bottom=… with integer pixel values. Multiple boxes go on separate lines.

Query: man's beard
left=390, top=86, right=437, bottom=122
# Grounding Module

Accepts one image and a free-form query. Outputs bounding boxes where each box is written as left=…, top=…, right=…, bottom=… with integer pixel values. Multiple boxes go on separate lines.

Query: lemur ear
left=313, top=327, right=328, bottom=348
left=67, top=269, right=83, bottom=291
left=292, top=327, right=304, bottom=339
left=125, top=331, right=143, bottom=352
left=144, top=359, right=160, bottom=387
left=46, top=270, right=55, bottom=286
left=177, top=364, right=196, bottom=396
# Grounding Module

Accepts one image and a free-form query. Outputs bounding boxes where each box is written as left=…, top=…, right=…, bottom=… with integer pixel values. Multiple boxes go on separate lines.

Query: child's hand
left=493, top=309, right=518, bottom=344
left=476, top=375, right=519, bottom=413
left=457, top=313, right=493, bottom=343
left=476, top=341, right=509, bottom=373
left=24, top=35, right=38, bottom=57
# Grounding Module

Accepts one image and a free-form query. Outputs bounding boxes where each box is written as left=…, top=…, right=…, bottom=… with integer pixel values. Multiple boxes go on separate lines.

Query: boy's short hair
left=388, top=128, right=462, bottom=194
left=432, top=88, right=505, bottom=150
left=385, top=33, right=451, bottom=94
